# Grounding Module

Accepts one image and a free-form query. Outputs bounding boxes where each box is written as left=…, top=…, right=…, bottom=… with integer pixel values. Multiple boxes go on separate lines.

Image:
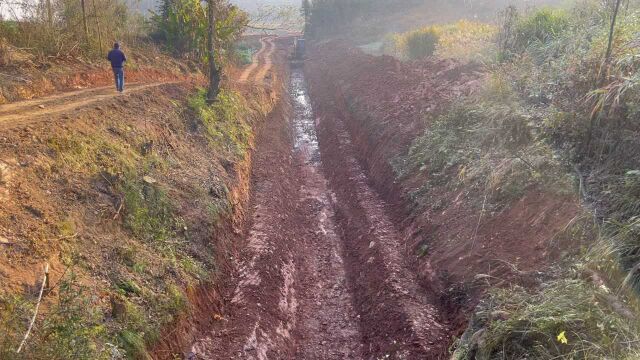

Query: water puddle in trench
left=291, top=68, right=321, bottom=166
left=288, top=67, right=364, bottom=358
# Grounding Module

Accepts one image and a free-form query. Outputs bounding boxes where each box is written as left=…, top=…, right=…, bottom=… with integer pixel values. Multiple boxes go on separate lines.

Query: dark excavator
left=290, top=37, right=306, bottom=67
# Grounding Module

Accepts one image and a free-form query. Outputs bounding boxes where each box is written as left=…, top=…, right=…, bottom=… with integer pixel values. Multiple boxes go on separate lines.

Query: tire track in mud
left=289, top=68, right=363, bottom=359
left=311, top=82, right=450, bottom=358
left=189, top=61, right=364, bottom=360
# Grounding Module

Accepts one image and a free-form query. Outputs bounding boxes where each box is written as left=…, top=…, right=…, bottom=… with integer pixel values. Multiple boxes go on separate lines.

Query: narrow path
left=0, top=82, right=178, bottom=130
left=239, top=37, right=275, bottom=84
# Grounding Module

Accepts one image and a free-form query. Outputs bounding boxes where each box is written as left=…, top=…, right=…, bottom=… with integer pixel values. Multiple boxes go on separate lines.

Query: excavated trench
left=188, top=66, right=450, bottom=359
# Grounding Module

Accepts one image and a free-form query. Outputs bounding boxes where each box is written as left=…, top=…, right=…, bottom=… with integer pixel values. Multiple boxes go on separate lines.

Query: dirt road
left=189, top=43, right=449, bottom=358
left=0, top=82, right=181, bottom=129
left=0, top=37, right=276, bottom=130
left=239, top=37, right=275, bottom=84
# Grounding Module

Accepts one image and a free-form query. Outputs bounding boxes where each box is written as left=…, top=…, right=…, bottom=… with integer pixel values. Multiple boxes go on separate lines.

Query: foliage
left=386, top=20, right=497, bottom=62
left=434, top=20, right=497, bottom=62
left=0, top=0, right=142, bottom=58
left=396, top=76, right=572, bottom=210
left=152, top=0, right=207, bottom=57
left=474, top=279, right=640, bottom=359
left=151, top=0, right=248, bottom=62
left=398, top=26, right=439, bottom=60
left=188, top=88, right=253, bottom=160
left=400, top=3, right=640, bottom=357
left=499, top=7, right=570, bottom=56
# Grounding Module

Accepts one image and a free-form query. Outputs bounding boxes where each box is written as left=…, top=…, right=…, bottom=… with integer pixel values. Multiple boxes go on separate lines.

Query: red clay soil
left=305, top=41, right=581, bottom=335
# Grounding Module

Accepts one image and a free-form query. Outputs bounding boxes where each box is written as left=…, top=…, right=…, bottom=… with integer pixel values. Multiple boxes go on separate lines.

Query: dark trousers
left=112, top=67, right=124, bottom=92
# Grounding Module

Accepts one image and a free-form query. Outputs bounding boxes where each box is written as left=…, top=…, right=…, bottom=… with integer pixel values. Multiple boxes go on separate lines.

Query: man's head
left=113, top=42, right=120, bottom=49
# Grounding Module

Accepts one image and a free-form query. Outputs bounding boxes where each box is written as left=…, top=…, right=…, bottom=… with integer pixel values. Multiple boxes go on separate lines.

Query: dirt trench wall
left=150, top=86, right=285, bottom=358
left=304, top=43, right=582, bottom=334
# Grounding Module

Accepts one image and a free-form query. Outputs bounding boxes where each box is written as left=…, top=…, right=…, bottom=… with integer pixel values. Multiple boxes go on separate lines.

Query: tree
left=206, top=0, right=221, bottom=103
left=80, top=0, right=89, bottom=44
left=152, top=0, right=247, bottom=102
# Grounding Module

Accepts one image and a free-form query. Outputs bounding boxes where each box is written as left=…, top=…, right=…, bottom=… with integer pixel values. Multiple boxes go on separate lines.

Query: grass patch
left=463, top=278, right=640, bottom=359
left=395, top=76, right=573, bottom=210
left=47, top=134, right=138, bottom=176
left=120, top=172, right=176, bottom=245
left=384, top=20, right=497, bottom=62
left=0, top=273, right=110, bottom=359
left=188, top=88, right=253, bottom=161
left=499, top=7, right=570, bottom=57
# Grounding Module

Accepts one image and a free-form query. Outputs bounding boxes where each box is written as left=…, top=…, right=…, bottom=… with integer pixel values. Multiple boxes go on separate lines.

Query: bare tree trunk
left=46, top=0, right=53, bottom=27
left=605, top=0, right=622, bottom=65
left=585, top=0, right=623, bottom=155
left=91, top=0, right=103, bottom=54
left=206, top=0, right=220, bottom=103
left=80, top=0, right=90, bottom=45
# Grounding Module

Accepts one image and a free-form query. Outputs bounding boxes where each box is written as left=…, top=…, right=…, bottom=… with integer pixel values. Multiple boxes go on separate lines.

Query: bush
left=462, top=278, right=640, bottom=360
left=386, top=20, right=497, bottom=62
left=400, top=27, right=440, bottom=60
left=500, top=7, right=570, bottom=55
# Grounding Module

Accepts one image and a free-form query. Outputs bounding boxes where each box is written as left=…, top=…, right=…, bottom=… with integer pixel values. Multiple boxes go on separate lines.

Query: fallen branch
left=113, top=196, right=124, bottom=220
left=16, top=263, right=49, bottom=354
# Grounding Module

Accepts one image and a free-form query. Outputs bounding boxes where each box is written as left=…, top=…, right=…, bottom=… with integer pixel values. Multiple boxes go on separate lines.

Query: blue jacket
left=107, top=49, right=126, bottom=68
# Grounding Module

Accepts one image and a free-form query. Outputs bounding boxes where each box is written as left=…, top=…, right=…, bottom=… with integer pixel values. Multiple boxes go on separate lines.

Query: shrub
left=188, top=88, right=253, bottom=160
left=500, top=7, right=570, bottom=55
left=469, top=279, right=640, bottom=359
left=399, top=27, right=440, bottom=60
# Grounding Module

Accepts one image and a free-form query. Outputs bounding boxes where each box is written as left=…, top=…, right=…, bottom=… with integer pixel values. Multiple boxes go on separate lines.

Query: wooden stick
left=16, top=263, right=49, bottom=354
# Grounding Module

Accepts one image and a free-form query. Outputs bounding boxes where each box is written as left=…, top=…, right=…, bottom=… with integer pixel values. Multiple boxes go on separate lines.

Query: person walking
left=107, top=42, right=126, bottom=93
